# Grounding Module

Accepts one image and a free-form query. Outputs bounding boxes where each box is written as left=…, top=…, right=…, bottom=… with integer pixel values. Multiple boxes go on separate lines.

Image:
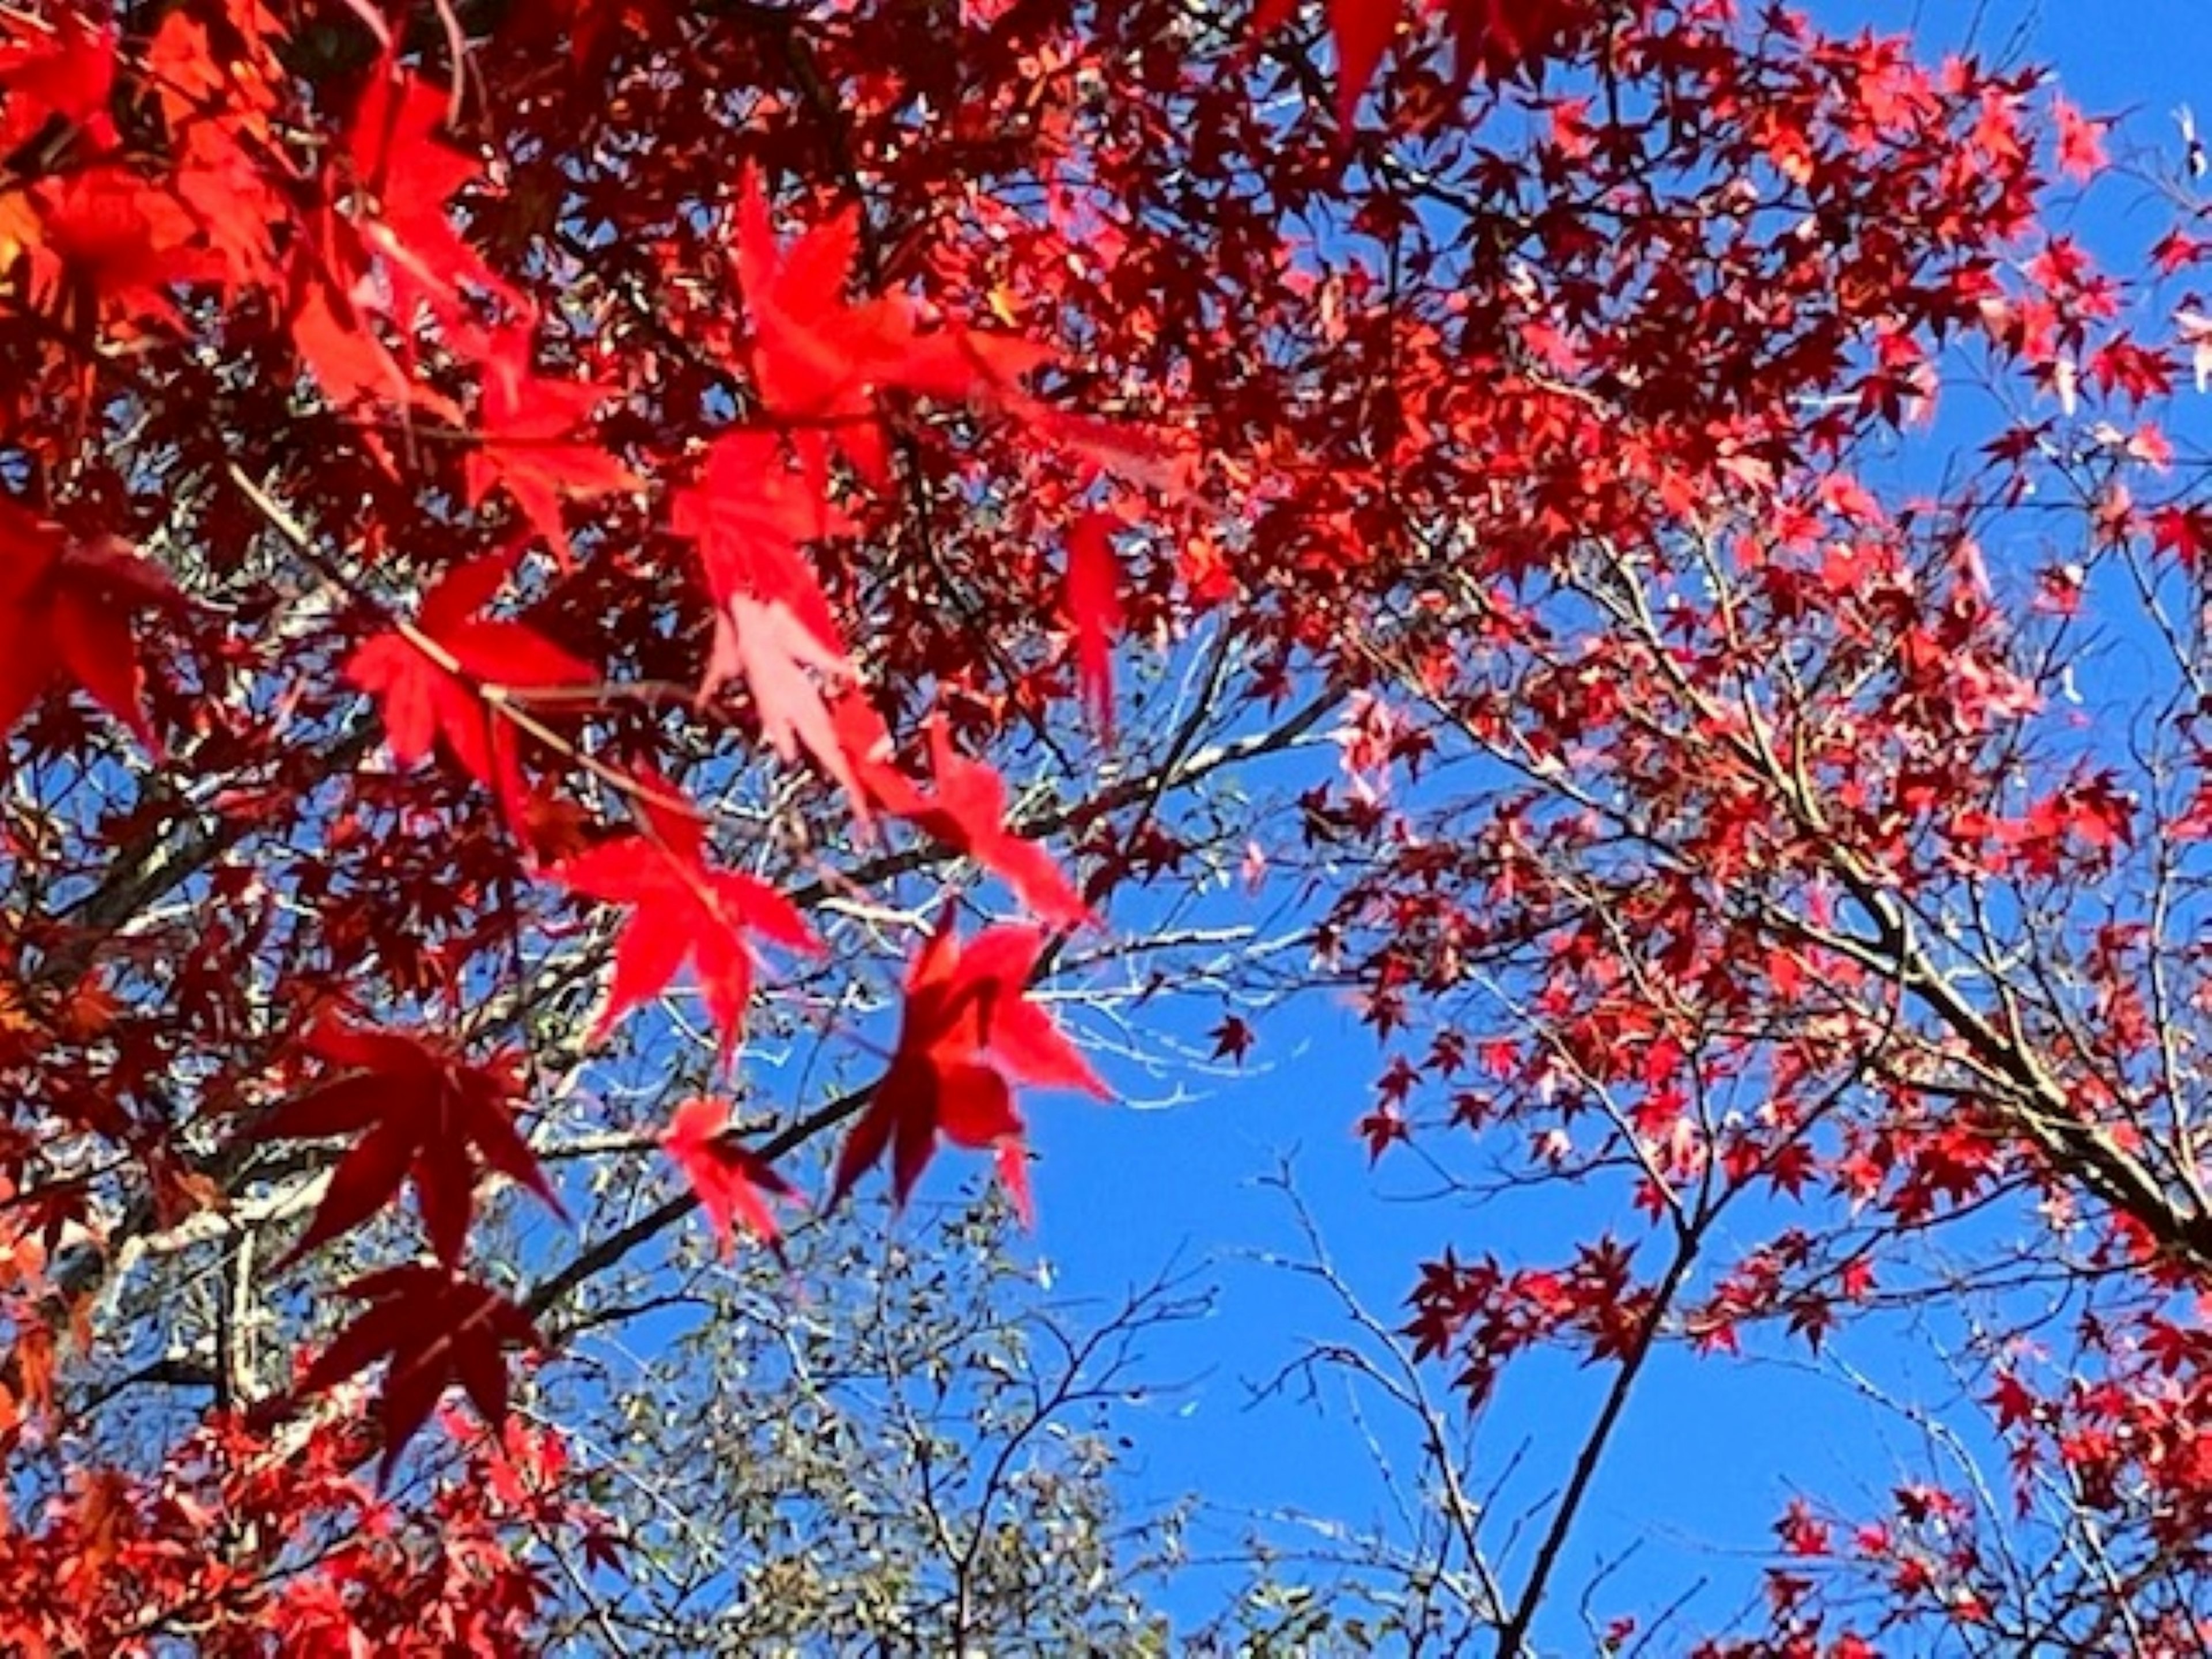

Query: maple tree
left=4, top=0, right=2212, bottom=1649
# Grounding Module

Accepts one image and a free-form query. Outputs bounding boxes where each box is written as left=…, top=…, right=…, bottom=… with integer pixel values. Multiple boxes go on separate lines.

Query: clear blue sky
left=1009, top=2, right=2212, bottom=1646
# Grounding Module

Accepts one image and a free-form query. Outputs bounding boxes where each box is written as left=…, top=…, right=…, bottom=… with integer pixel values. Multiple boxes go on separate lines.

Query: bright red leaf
left=466, top=332, right=642, bottom=566
left=344, top=63, right=520, bottom=326
left=344, top=552, right=596, bottom=825
left=733, top=169, right=1048, bottom=483
left=840, top=705, right=1093, bottom=927
left=553, top=821, right=820, bottom=1063
left=0, top=10, right=115, bottom=160
left=661, top=1097, right=796, bottom=1252
left=833, top=915, right=1107, bottom=1215
left=673, top=431, right=849, bottom=650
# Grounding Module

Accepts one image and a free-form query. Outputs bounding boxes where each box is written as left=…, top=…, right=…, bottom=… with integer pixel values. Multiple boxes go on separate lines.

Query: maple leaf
left=1252, top=0, right=1397, bottom=128
left=249, top=1021, right=563, bottom=1267
left=0, top=10, right=116, bottom=160
left=832, top=915, right=1107, bottom=1216
left=142, top=8, right=283, bottom=293
left=677, top=434, right=881, bottom=808
left=343, top=552, right=596, bottom=825
left=553, top=823, right=820, bottom=1062
left=674, top=432, right=850, bottom=645
left=344, top=63, right=520, bottom=325
left=0, top=26, right=190, bottom=328
left=1064, top=512, right=1126, bottom=739
left=703, top=590, right=865, bottom=806
left=1209, top=1014, right=1256, bottom=1064
left=465, top=332, right=643, bottom=565
left=1252, top=0, right=1596, bottom=126
left=1357, top=1104, right=1411, bottom=1162
left=298, top=1263, right=540, bottom=1486
left=2052, top=97, right=2108, bottom=181
left=25, top=162, right=230, bottom=327
left=0, top=506, right=184, bottom=751
left=287, top=277, right=434, bottom=426
left=840, top=704, right=1093, bottom=927
left=2151, top=502, right=2212, bottom=567
left=733, top=171, right=1047, bottom=483
left=661, top=1097, right=796, bottom=1252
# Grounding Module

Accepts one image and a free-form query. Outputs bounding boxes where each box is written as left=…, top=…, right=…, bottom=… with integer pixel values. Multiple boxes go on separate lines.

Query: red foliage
left=0, top=0, right=2203, bottom=1646
left=251, top=1020, right=561, bottom=1271
left=834, top=914, right=1107, bottom=1219
left=661, top=1097, right=797, bottom=1253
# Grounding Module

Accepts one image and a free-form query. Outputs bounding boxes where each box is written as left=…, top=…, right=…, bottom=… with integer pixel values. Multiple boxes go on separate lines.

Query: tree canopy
left=2, top=0, right=2209, bottom=1653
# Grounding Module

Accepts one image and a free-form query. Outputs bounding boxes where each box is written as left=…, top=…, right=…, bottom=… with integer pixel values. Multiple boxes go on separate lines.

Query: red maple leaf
left=676, top=433, right=873, bottom=806
left=298, top=1263, right=541, bottom=1487
left=465, top=331, right=642, bottom=566
left=840, top=704, right=1093, bottom=928
left=1252, top=0, right=1597, bottom=127
left=703, top=590, right=865, bottom=806
left=2150, top=503, right=2212, bottom=567
left=249, top=1021, right=563, bottom=1267
left=344, top=63, right=520, bottom=326
left=1252, top=0, right=1398, bottom=128
left=286, top=275, right=450, bottom=428
left=733, top=169, right=1047, bottom=484
left=1357, top=1104, right=1411, bottom=1162
left=1209, top=1014, right=1257, bottom=1065
left=0, top=10, right=116, bottom=161
left=673, top=431, right=850, bottom=651
left=1064, top=512, right=1126, bottom=739
left=139, top=9, right=285, bottom=294
left=2052, top=96, right=2108, bottom=182
left=552, top=815, right=820, bottom=1062
left=832, top=915, right=1107, bottom=1217
left=0, top=506, right=184, bottom=751
left=17, top=159, right=233, bottom=329
left=660, top=1097, right=796, bottom=1253
left=344, top=552, right=596, bottom=824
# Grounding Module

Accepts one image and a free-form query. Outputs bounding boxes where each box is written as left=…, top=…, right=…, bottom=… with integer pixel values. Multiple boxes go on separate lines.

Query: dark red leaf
left=251, top=1021, right=562, bottom=1267
left=298, top=1264, right=541, bottom=1486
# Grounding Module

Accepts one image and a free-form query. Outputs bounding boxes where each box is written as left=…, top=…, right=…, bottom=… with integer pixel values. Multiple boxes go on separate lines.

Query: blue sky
left=1003, top=2, right=2212, bottom=1646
